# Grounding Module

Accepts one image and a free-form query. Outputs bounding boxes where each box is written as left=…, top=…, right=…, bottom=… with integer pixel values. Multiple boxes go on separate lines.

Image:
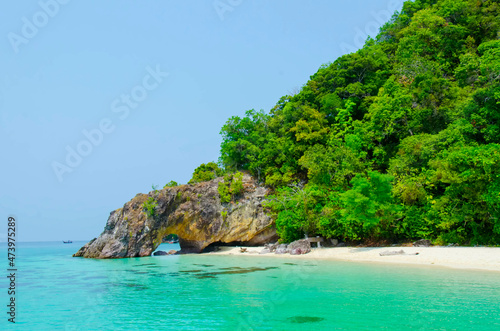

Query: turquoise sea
left=2, top=241, right=500, bottom=330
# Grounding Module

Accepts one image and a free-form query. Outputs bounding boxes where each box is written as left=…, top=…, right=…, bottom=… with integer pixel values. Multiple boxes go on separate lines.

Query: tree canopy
left=201, top=0, right=500, bottom=244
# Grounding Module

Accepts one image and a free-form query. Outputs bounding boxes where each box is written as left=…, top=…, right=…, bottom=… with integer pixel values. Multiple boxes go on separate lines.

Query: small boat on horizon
left=63, top=240, right=73, bottom=244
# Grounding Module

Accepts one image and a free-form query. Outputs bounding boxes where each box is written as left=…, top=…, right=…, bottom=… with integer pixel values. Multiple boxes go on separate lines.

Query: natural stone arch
left=74, top=174, right=277, bottom=258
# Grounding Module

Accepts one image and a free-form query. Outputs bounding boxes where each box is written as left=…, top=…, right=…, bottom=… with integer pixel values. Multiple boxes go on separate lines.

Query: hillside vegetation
left=195, top=0, right=500, bottom=245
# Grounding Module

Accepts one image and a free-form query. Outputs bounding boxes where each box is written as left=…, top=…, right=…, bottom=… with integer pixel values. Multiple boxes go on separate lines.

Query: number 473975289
left=8, top=217, right=16, bottom=266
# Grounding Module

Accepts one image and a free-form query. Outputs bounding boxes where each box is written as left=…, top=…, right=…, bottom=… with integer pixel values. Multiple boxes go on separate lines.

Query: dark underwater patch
left=124, top=283, right=148, bottom=290
left=194, top=266, right=278, bottom=279
left=133, top=263, right=156, bottom=267
left=195, top=275, right=217, bottom=279
left=286, top=316, right=325, bottom=324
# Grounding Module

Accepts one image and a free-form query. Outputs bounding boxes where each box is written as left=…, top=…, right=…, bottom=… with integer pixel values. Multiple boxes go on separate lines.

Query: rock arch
left=73, top=175, right=277, bottom=258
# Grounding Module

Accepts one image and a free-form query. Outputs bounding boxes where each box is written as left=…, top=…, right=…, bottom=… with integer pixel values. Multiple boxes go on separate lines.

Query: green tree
left=189, top=162, right=224, bottom=184
left=164, top=180, right=179, bottom=188
left=214, top=0, right=500, bottom=245
left=339, top=172, right=401, bottom=240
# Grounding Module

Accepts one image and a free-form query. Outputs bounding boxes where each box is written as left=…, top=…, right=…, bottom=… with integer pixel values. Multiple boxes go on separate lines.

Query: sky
left=0, top=0, right=405, bottom=242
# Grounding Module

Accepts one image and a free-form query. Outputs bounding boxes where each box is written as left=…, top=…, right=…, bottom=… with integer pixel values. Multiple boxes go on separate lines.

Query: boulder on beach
left=153, top=250, right=168, bottom=256
left=288, top=239, right=311, bottom=255
left=275, top=244, right=288, bottom=254
left=413, top=239, right=431, bottom=247
left=265, top=242, right=279, bottom=252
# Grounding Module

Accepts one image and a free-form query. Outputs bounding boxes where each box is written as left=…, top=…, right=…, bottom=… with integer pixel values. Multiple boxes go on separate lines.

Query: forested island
left=186, top=0, right=500, bottom=246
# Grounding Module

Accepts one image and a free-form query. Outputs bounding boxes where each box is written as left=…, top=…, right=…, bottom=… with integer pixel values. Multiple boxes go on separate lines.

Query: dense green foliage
left=217, top=0, right=500, bottom=244
left=188, top=162, right=224, bottom=184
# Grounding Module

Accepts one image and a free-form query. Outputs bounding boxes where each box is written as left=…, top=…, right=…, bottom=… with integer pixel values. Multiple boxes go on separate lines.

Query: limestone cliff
left=73, top=174, right=276, bottom=258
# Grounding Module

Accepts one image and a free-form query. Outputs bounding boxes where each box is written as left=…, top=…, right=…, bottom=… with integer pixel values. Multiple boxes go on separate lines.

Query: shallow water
left=2, top=241, right=500, bottom=330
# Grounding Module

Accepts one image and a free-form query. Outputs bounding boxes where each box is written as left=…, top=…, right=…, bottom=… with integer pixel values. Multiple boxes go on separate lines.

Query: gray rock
left=275, top=244, right=288, bottom=254
left=153, top=250, right=168, bottom=256
left=288, top=239, right=311, bottom=255
left=265, top=242, right=279, bottom=252
left=413, top=239, right=431, bottom=247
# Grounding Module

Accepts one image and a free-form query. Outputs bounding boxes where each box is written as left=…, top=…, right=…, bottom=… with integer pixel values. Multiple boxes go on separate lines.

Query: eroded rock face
left=73, top=174, right=277, bottom=258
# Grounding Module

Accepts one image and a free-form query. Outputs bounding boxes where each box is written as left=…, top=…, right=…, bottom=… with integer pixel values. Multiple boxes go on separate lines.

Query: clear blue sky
left=0, top=0, right=404, bottom=242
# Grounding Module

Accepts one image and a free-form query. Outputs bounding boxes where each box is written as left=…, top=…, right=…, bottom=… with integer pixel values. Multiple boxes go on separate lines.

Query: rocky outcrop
left=74, top=174, right=277, bottom=258
left=259, top=240, right=312, bottom=255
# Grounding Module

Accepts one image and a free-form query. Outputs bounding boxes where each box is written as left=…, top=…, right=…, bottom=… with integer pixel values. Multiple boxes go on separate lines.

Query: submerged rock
left=74, top=174, right=277, bottom=258
left=288, top=239, right=311, bottom=255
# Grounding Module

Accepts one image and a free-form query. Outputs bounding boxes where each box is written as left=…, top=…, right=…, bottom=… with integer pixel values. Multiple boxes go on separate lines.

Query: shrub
left=230, top=172, right=244, bottom=196
left=189, top=162, right=224, bottom=184
left=221, top=210, right=228, bottom=221
left=218, top=172, right=245, bottom=203
left=218, top=182, right=231, bottom=203
left=143, top=197, right=158, bottom=218
left=164, top=180, right=179, bottom=188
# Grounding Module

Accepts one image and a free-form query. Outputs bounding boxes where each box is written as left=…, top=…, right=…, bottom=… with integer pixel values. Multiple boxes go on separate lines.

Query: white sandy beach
left=206, top=246, right=500, bottom=272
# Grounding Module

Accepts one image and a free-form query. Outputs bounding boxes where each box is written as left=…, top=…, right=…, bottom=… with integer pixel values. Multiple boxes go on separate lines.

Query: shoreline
left=203, top=246, right=500, bottom=272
